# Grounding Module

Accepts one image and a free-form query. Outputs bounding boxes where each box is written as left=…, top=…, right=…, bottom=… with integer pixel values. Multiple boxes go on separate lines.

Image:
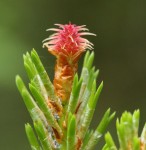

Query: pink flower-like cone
left=43, top=23, right=95, bottom=102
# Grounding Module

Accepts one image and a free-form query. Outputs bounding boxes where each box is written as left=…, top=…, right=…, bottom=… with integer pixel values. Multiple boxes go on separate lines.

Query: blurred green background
left=0, top=0, right=146, bottom=149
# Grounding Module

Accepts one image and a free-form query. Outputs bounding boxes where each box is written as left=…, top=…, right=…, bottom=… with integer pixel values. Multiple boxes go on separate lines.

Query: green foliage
left=102, top=110, right=146, bottom=150
left=17, top=49, right=146, bottom=150
left=25, top=123, right=41, bottom=150
left=67, top=113, right=76, bottom=150
left=16, top=49, right=115, bottom=150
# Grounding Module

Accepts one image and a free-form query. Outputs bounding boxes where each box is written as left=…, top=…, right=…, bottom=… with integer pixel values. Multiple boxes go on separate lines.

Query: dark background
left=0, top=0, right=146, bottom=149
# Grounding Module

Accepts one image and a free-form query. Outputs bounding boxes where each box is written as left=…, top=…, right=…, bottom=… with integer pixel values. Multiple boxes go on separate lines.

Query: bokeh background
left=0, top=0, right=146, bottom=149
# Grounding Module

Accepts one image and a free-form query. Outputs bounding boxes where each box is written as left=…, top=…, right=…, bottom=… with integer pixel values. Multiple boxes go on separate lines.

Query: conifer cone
left=43, top=23, right=95, bottom=102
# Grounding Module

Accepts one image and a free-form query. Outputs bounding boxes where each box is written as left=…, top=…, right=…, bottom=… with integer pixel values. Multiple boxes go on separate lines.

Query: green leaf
left=141, top=123, right=146, bottom=149
left=133, top=137, right=140, bottom=150
left=24, top=62, right=35, bottom=80
left=84, top=109, right=115, bottom=150
left=76, top=67, right=99, bottom=118
left=88, top=81, right=103, bottom=108
left=77, top=81, right=103, bottom=140
left=34, top=119, right=53, bottom=150
left=81, top=130, right=94, bottom=150
left=132, top=110, right=140, bottom=136
left=16, top=75, right=48, bottom=127
left=67, top=113, right=76, bottom=150
left=31, top=49, right=56, bottom=100
left=85, top=51, right=94, bottom=70
left=77, top=80, right=96, bottom=139
left=83, top=51, right=90, bottom=67
left=23, top=53, right=38, bottom=80
left=28, top=50, right=62, bottom=111
left=102, top=132, right=117, bottom=150
left=25, top=123, right=41, bottom=150
left=16, top=75, right=37, bottom=111
left=29, top=83, right=63, bottom=138
left=68, top=74, right=82, bottom=114
left=97, top=109, right=115, bottom=134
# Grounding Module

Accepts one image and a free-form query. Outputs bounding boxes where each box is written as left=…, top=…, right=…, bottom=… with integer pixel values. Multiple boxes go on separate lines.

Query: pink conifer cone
left=43, top=23, right=96, bottom=102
